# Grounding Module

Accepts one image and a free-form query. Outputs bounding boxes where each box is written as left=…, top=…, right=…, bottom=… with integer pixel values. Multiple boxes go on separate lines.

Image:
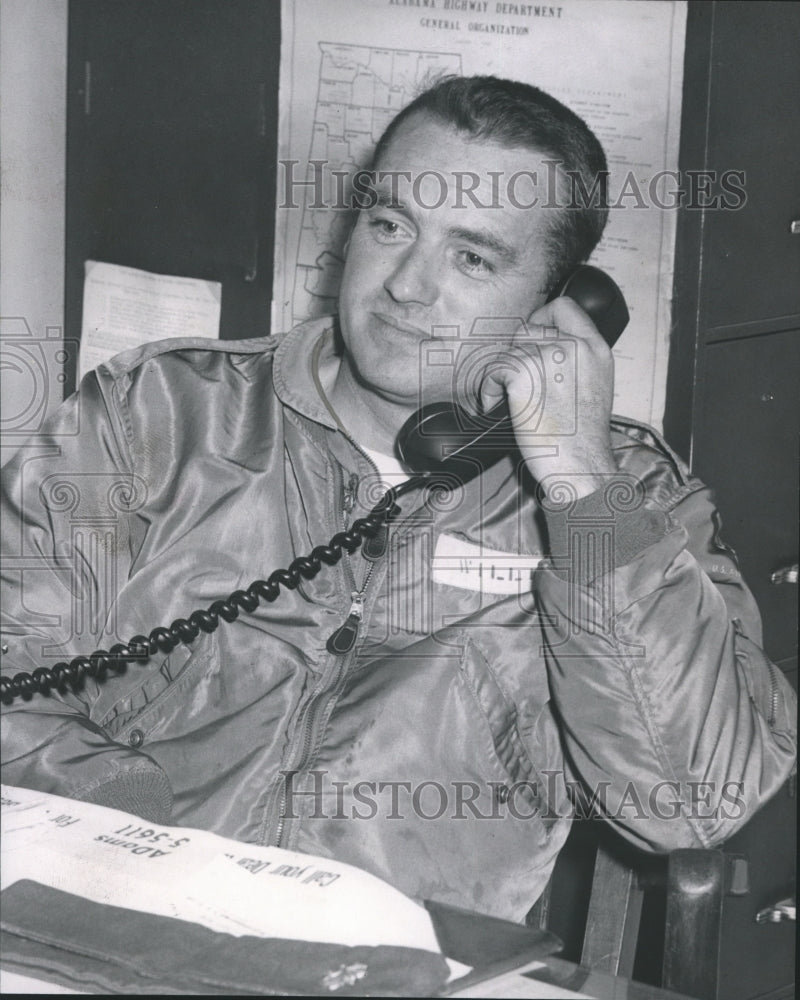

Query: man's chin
left=355, top=371, right=461, bottom=420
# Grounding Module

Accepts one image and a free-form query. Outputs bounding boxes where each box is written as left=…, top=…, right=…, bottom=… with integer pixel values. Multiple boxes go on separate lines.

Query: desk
left=1, top=788, right=697, bottom=998
left=530, top=957, right=696, bottom=999
left=1, top=955, right=697, bottom=998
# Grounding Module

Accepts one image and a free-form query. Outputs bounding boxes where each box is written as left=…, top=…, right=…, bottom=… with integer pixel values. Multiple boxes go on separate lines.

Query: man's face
left=338, top=112, right=556, bottom=410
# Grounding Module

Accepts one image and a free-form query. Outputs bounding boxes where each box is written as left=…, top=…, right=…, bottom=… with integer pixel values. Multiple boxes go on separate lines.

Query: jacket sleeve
left=536, top=451, right=796, bottom=852
left=0, top=370, right=173, bottom=822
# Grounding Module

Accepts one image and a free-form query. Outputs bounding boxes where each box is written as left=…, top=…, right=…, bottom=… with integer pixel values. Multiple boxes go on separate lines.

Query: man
left=1, top=76, right=795, bottom=921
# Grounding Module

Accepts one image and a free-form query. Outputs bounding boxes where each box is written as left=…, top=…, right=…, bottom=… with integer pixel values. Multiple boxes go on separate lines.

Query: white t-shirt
left=359, top=445, right=411, bottom=492
left=359, top=445, right=543, bottom=595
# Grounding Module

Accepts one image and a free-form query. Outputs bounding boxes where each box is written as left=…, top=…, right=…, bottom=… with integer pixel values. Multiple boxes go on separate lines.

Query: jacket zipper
left=272, top=465, right=386, bottom=847
left=766, top=659, right=779, bottom=727
left=325, top=470, right=387, bottom=654
left=326, top=574, right=374, bottom=654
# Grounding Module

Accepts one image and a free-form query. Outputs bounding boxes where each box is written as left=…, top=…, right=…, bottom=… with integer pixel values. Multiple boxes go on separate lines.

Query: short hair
left=372, top=75, right=609, bottom=294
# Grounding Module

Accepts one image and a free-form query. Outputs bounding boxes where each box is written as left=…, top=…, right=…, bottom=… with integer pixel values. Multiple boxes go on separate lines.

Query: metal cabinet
left=666, top=4, right=799, bottom=997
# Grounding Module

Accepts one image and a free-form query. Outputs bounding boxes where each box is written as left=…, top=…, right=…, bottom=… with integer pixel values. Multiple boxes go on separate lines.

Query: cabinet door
left=65, top=0, right=280, bottom=393
left=669, top=4, right=798, bottom=999
left=688, top=0, right=799, bottom=677
left=699, top=3, right=800, bottom=332
left=694, top=332, right=797, bottom=1000
left=694, top=331, right=799, bottom=668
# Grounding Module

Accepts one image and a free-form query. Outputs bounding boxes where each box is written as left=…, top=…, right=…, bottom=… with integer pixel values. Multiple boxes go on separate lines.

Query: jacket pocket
left=100, top=632, right=219, bottom=743
left=457, top=636, right=547, bottom=812
left=734, top=620, right=796, bottom=741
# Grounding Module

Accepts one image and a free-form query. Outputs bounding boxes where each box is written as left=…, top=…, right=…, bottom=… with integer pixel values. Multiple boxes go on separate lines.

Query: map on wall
left=291, top=44, right=462, bottom=324
left=275, top=0, right=688, bottom=430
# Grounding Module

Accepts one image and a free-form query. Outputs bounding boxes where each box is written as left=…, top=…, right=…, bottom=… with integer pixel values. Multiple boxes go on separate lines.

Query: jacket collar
left=272, top=314, right=678, bottom=473
left=271, top=315, right=528, bottom=530
left=272, top=316, right=390, bottom=480
left=272, top=315, right=341, bottom=431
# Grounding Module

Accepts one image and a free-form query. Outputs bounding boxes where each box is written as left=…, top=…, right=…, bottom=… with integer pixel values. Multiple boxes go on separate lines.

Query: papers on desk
left=0, top=969, right=83, bottom=994
left=0, top=784, right=447, bottom=956
left=1, top=784, right=470, bottom=995
left=2, top=786, right=580, bottom=995
left=447, top=959, right=595, bottom=998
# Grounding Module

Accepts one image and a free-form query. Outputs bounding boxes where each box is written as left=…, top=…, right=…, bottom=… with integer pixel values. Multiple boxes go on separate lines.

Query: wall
left=0, top=0, right=68, bottom=465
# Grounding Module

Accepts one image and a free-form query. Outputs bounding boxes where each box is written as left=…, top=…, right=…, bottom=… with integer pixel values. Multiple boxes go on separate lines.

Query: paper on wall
left=79, top=261, right=221, bottom=380
left=274, top=0, right=688, bottom=430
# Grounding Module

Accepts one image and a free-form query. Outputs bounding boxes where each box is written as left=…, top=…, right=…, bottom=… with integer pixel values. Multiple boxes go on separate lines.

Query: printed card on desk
left=0, top=783, right=449, bottom=957
left=1, top=784, right=474, bottom=995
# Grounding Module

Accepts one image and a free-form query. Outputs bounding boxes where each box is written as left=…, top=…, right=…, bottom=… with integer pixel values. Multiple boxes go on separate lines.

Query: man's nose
left=383, top=244, right=439, bottom=306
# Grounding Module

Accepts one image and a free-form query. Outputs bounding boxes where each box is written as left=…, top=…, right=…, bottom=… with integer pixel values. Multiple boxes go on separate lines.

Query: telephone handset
left=0, top=266, right=628, bottom=705
left=395, top=264, right=629, bottom=474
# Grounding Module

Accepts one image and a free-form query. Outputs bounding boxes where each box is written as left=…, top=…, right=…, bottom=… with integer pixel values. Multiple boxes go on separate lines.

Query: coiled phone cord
left=0, top=477, right=428, bottom=706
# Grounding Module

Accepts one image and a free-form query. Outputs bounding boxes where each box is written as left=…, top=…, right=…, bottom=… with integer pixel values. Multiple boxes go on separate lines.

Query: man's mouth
left=372, top=312, right=430, bottom=339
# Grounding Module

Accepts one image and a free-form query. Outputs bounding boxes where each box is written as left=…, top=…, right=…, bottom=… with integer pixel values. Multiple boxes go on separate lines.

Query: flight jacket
left=1, top=318, right=796, bottom=921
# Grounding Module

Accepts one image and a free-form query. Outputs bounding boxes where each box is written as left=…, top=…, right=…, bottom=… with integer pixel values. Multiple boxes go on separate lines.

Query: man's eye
left=460, top=250, right=491, bottom=274
left=368, top=218, right=406, bottom=241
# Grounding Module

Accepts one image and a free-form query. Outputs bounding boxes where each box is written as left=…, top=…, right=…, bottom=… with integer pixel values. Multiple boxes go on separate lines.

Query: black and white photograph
left=0, top=1, right=797, bottom=996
